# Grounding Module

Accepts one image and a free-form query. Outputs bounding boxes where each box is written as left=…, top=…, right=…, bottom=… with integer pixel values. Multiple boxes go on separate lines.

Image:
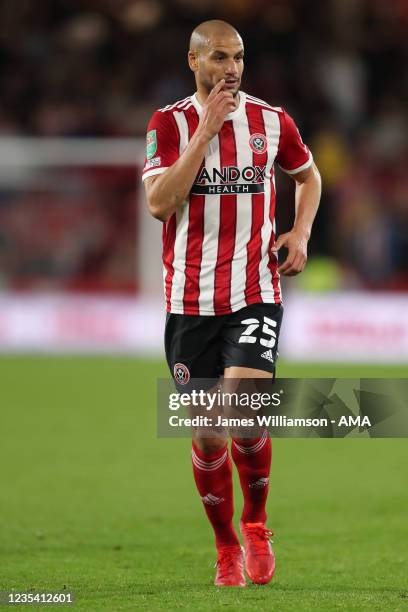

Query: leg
left=220, top=303, right=283, bottom=523
left=224, top=367, right=273, bottom=525
left=192, top=429, right=246, bottom=587
left=223, top=366, right=275, bottom=584
left=164, top=313, right=245, bottom=585
left=187, top=382, right=238, bottom=549
left=191, top=432, right=238, bottom=547
left=220, top=303, right=284, bottom=584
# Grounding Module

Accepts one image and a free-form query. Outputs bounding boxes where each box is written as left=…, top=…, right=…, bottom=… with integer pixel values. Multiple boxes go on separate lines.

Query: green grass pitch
left=1, top=357, right=407, bottom=611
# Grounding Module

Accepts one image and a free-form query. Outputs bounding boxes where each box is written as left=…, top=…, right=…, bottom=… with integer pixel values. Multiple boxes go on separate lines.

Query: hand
left=274, top=229, right=308, bottom=276
left=197, top=80, right=236, bottom=140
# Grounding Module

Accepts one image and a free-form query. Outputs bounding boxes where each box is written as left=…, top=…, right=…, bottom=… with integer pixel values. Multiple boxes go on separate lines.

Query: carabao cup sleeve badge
left=146, top=130, right=157, bottom=160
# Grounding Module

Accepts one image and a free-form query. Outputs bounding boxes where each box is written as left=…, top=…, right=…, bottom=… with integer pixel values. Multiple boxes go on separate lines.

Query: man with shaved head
left=143, top=20, right=321, bottom=587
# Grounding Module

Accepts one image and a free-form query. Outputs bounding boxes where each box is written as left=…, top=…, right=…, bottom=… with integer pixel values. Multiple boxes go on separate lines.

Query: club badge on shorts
left=249, top=133, right=267, bottom=154
left=173, top=363, right=190, bottom=385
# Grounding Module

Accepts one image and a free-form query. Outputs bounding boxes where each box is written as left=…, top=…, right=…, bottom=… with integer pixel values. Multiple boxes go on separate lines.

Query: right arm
left=144, top=130, right=211, bottom=222
left=144, top=80, right=235, bottom=223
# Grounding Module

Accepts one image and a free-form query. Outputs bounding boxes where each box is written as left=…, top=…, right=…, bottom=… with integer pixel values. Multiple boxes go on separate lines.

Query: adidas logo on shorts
left=260, top=349, right=274, bottom=363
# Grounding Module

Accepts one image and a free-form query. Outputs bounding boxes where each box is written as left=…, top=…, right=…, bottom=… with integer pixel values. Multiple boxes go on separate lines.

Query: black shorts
left=165, top=302, right=283, bottom=391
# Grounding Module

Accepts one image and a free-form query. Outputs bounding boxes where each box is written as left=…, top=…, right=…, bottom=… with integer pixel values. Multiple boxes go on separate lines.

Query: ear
left=188, top=51, right=199, bottom=72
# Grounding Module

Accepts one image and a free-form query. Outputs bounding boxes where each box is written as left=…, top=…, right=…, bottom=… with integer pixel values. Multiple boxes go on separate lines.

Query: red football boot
left=214, top=544, right=246, bottom=587
left=240, top=522, right=275, bottom=584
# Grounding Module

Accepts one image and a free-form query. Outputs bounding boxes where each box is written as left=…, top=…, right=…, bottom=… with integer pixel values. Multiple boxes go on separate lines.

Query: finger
left=278, top=257, right=293, bottom=274
left=217, top=98, right=236, bottom=118
left=208, top=79, right=225, bottom=101
left=282, top=263, right=304, bottom=276
left=281, top=267, right=298, bottom=277
left=279, top=252, right=306, bottom=275
left=279, top=261, right=299, bottom=276
left=289, top=253, right=306, bottom=274
left=210, top=98, right=231, bottom=113
left=215, top=78, right=226, bottom=90
left=220, top=97, right=236, bottom=112
left=210, top=90, right=234, bottom=107
left=278, top=250, right=296, bottom=274
left=273, top=234, right=288, bottom=251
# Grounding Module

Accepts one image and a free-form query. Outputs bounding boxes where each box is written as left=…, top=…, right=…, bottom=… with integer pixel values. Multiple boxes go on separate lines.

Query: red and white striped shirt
left=142, top=92, right=312, bottom=316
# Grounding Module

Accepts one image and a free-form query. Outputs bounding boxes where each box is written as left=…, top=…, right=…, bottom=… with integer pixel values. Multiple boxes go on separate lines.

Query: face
left=189, top=36, right=244, bottom=97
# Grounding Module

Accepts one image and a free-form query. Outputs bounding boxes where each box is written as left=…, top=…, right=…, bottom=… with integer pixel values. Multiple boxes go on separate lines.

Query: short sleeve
left=141, top=111, right=180, bottom=181
left=275, top=109, right=313, bottom=175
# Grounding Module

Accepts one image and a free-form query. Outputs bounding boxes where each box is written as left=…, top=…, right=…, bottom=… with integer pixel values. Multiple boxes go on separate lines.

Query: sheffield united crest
left=173, top=363, right=190, bottom=385
left=249, top=133, right=267, bottom=154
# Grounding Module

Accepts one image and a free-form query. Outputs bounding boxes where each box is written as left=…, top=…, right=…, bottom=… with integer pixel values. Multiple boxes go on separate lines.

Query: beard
left=200, top=75, right=240, bottom=97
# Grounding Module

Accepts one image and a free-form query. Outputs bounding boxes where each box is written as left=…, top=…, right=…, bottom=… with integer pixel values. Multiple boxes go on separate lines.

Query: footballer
left=143, top=20, right=321, bottom=587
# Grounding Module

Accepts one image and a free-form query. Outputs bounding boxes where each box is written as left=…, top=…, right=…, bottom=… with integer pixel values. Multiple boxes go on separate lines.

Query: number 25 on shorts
left=238, top=316, right=277, bottom=348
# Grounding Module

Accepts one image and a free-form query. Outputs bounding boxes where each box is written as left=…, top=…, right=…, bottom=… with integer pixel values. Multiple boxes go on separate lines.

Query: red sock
left=231, top=431, right=272, bottom=524
left=191, top=442, right=239, bottom=548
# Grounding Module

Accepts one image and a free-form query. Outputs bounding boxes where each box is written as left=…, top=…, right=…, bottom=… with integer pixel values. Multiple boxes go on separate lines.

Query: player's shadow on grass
left=252, top=584, right=407, bottom=595
left=132, top=583, right=407, bottom=595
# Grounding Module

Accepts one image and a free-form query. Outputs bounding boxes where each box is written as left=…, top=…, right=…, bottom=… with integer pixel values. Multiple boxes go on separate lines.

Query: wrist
left=292, top=225, right=311, bottom=241
left=193, top=126, right=213, bottom=146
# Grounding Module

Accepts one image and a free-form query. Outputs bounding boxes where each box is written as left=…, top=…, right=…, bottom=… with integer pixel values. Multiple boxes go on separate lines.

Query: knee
left=193, top=436, right=228, bottom=455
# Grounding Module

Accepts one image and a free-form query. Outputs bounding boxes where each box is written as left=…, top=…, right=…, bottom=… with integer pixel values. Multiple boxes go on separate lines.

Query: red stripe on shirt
left=244, top=103, right=268, bottom=305
left=182, top=107, right=204, bottom=315
left=162, top=110, right=180, bottom=312
left=213, top=121, right=237, bottom=315
left=269, top=112, right=283, bottom=303
left=267, top=172, right=281, bottom=302
left=163, top=216, right=176, bottom=311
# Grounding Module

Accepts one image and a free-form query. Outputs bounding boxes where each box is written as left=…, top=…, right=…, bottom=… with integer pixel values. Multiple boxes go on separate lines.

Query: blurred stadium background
left=0, top=0, right=407, bottom=362
left=1, top=2, right=407, bottom=609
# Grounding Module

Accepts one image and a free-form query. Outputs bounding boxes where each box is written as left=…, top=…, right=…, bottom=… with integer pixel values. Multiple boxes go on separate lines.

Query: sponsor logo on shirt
left=191, top=165, right=266, bottom=195
left=144, top=156, right=161, bottom=170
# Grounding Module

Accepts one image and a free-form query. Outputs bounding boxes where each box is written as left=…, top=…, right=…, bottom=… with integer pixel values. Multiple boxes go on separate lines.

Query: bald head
left=188, top=19, right=244, bottom=99
left=189, top=20, right=242, bottom=53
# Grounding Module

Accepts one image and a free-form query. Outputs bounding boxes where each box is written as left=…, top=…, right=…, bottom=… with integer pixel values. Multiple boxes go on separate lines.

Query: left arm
left=274, top=162, right=321, bottom=276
